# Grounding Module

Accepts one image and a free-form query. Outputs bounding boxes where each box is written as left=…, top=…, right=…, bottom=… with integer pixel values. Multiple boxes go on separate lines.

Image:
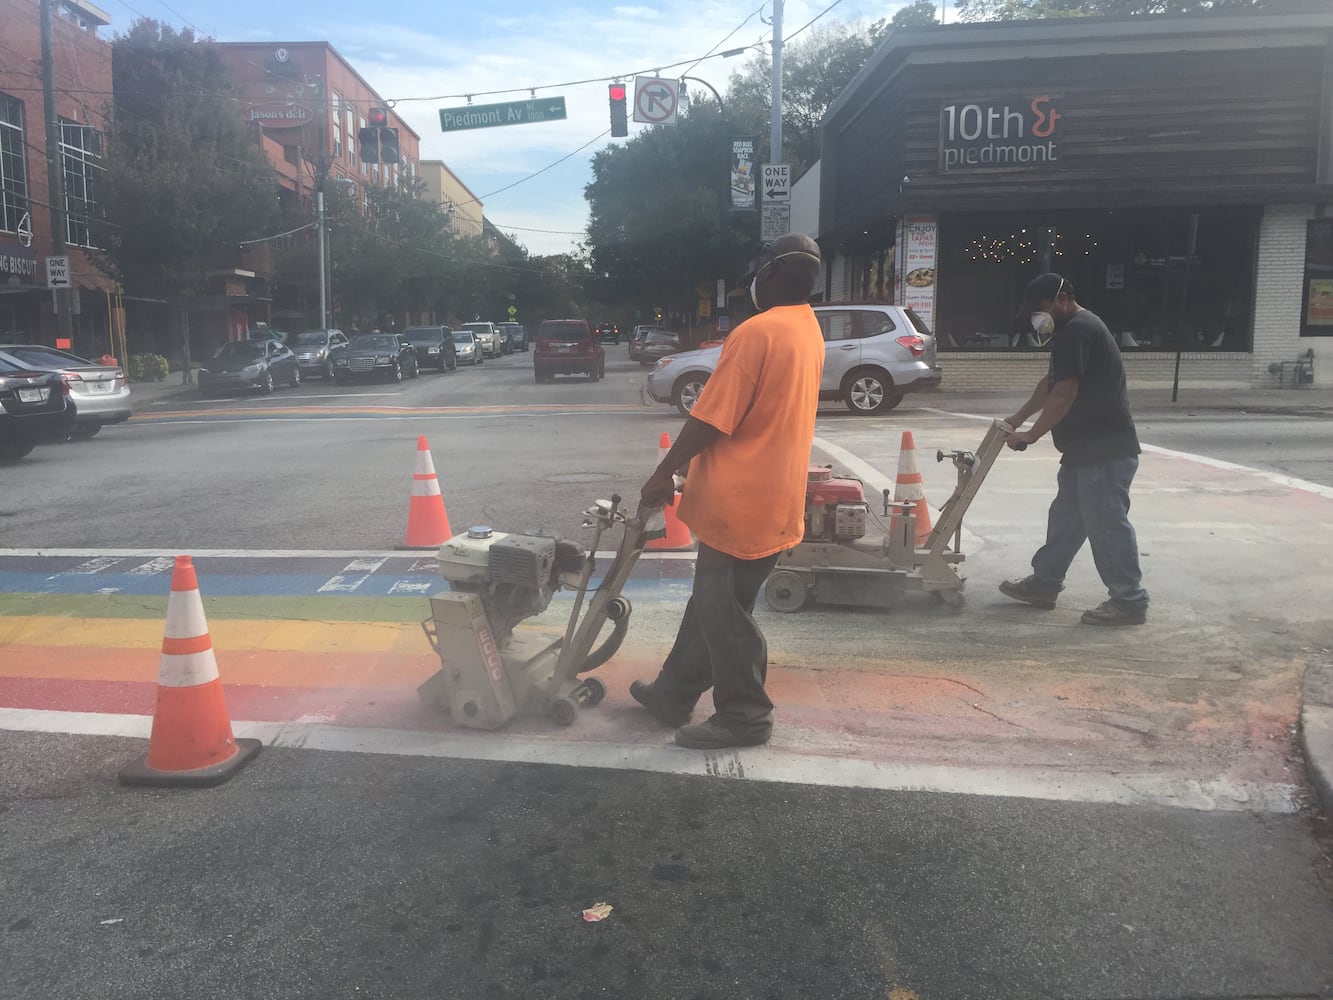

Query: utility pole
left=39, top=0, right=72, bottom=346
left=317, top=188, right=327, bottom=329
left=770, top=0, right=783, bottom=165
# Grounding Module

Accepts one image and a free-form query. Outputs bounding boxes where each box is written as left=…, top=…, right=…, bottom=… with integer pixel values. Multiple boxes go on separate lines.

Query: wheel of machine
left=290, top=366, right=302, bottom=388
left=764, top=570, right=810, bottom=613
left=934, top=589, right=966, bottom=613
left=391, top=361, right=403, bottom=383
left=673, top=374, right=709, bottom=416
left=582, top=677, right=607, bottom=707
left=842, top=368, right=900, bottom=416
left=550, top=697, right=578, bottom=726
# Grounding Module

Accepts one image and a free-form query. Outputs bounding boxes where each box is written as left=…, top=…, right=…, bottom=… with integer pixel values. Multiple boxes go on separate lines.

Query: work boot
left=629, top=680, right=692, bottom=729
left=1081, top=599, right=1147, bottom=627
left=998, top=575, right=1060, bottom=610
left=674, top=716, right=771, bottom=750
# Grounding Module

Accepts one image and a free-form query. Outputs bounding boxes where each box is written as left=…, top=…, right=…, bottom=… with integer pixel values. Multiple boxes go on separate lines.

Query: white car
left=461, top=322, right=503, bottom=359
left=644, top=303, right=942, bottom=416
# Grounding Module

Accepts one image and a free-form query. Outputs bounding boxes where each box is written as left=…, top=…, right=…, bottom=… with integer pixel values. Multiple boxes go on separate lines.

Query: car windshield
left=406, top=332, right=441, bottom=343
left=291, top=331, right=329, bottom=345
left=646, top=332, right=676, bottom=344
left=5, top=345, right=94, bottom=367
left=350, top=336, right=398, bottom=350
left=452, top=332, right=472, bottom=343
left=212, top=341, right=266, bottom=362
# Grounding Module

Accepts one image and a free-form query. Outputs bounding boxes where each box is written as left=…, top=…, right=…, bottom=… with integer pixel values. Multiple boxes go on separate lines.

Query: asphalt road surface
left=3, top=349, right=1333, bottom=999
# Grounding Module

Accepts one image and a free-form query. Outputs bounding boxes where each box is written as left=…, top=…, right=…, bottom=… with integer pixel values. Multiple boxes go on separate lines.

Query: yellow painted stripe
left=0, top=616, right=429, bottom=656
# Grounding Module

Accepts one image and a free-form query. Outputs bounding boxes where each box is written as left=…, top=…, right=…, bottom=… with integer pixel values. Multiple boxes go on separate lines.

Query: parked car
left=452, top=330, right=483, bottom=366
left=330, top=334, right=419, bottom=384
left=645, top=303, right=943, bottom=416
left=533, top=319, right=605, bottom=383
left=595, top=322, right=621, bottom=345
left=462, top=321, right=504, bottom=358
left=403, top=326, right=457, bottom=372
left=246, top=324, right=288, bottom=344
left=289, top=329, right=349, bottom=380
left=497, top=322, right=528, bottom=352
left=198, top=338, right=302, bottom=396
left=0, top=359, right=68, bottom=460
left=637, top=330, right=682, bottom=367
left=629, top=325, right=662, bottom=361
left=0, top=344, right=131, bottom=440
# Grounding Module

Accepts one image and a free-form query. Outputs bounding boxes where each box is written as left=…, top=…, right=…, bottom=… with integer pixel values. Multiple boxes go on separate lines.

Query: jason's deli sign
left=940, top=96, right=1061, bottom=172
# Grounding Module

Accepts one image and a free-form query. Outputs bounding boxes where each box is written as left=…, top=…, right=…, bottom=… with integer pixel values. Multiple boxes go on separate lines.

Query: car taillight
left=60, top=372, right=82, bottom=394
left=895, top=334, right=925, bottom=358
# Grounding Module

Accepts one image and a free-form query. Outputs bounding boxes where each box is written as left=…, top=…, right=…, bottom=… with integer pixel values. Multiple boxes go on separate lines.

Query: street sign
left=761, top=163, right=791, bottom=202
left=439, top=98, right=567, bottom=132
left=46, top=255, right=70, bottom=289
left=632, top=77, right=678, bottom=125
left=507, top=305, right=517, bottom=317
left=761, top=202, right=791, bottom=243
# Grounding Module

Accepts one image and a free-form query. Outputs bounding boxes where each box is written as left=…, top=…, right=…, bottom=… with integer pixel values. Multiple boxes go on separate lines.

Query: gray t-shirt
left=1047, top=309, right=1140, bottom=465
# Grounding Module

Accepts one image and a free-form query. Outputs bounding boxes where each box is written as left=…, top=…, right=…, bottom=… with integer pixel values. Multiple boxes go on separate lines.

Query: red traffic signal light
left=367, top=107, right=389, bottom=128
left=608, top=83, right=628, bottom=138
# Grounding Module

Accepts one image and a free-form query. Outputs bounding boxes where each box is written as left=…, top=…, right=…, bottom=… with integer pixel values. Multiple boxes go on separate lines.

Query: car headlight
left=654, top=357, right=674, bottom=370
left=427, top=346, right=440, bottom=354
left=377, top=356, right=390, bottom=363
left=317, top=349, right=326, bottom=358
left=334, top=357, right=348, bottom=366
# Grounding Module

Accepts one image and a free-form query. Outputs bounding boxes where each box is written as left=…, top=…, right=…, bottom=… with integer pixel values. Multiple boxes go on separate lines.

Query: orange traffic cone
left=119, top=556, right=260, bottom=787
left=402, top=435, right=452, bottom=549
left=648, top=431, right=694, bottom=551
left=890, top=430, right=933, bottom=546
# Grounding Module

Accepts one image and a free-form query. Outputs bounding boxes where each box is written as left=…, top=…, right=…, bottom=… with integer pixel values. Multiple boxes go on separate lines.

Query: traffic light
left=357, top=124, right=379, bottom=163
left=379, top=127, right=400, bottom=165
left=358, top=108, right=398, bottom=164
left=608, top=82, right=627, bottom=138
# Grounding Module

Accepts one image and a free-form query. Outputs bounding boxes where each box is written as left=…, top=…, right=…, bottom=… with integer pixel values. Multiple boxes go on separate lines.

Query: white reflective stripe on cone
left=894, top=482, right=926, bottom=501
left=414, top=450, right=437, bottom=476
left=158, top=649, right=221, bottom=687
left=162, top=588, right=210, bottom=640
left=411, top=477, right=442, bottom=497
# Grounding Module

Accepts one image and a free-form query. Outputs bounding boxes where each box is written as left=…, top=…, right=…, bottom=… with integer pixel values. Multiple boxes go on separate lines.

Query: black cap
left=1018, top=272, right=1070, bottom=315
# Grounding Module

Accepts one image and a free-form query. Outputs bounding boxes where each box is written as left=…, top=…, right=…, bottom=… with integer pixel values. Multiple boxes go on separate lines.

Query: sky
left=100, top=0, right=943, bottom=256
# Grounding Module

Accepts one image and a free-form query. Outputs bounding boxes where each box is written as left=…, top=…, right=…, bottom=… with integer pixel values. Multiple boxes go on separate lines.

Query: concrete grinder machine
left=418, top=494, right=663, bottom=730
left=762, top=418, right=1013, bottom=614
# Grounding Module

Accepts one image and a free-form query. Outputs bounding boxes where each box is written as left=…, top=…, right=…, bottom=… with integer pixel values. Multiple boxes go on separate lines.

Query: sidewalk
left=125, top=369, right=199, bottom=410
left=911, top=385, right=1333, bottom=416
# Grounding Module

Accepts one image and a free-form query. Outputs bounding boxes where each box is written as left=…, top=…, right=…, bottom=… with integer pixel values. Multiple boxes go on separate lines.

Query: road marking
left=125, top=557, right=176, bottom=576
left=387, top=580, right=434, bottom=595
left=317, top=557, right=390, bottom=593
left=921, top=406, right=1333, bottom=500
left=0, top=707, right=1297, bottom=814
left=0, top=547, right=694, bottom=561
left=67, top=557, right=123, bottom=574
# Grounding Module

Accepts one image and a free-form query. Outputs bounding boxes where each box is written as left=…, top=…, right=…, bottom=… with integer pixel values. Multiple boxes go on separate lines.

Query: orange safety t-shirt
left=677, top=303, right=824, bottom=560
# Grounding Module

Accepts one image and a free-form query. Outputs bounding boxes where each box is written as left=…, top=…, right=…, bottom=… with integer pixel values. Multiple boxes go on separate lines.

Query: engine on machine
left=805, top=465, right=869, bottom=543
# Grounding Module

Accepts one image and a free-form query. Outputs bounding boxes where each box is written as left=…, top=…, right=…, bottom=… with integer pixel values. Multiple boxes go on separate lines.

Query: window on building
left=345, top=104, right=355, bottom=163
left=359, top=118, right=368, bottom=176
left=0, top=94, right=30, bottom=235
left=331, top=92, right=343, bottom=158
left=59, top=119, right=102, bottom=248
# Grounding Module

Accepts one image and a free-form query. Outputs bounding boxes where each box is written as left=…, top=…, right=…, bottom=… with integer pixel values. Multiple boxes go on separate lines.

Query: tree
left=955, top=0, right=1279, bottom=20
left=891, top=0, right=942, bottom=27
left=95, top=20, right=279, bottom=378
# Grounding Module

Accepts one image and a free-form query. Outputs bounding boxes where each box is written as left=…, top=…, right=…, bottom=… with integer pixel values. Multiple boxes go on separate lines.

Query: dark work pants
left=652, top=542, right=780, bottom=736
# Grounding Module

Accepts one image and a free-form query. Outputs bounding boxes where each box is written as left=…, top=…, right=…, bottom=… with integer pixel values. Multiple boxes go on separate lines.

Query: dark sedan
left=403, top=327, right=457, bottom=372
left=638, top=330, right=682, bottom=366
left=0, top=359, right=69, bottom=461
left=331, top=334, right=419, bottom=384
left=198, top=339, right=302, bottom=396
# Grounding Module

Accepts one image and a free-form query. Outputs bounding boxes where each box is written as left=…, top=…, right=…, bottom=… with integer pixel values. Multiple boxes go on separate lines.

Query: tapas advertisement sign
left=897, top=215, right=939, bottom=331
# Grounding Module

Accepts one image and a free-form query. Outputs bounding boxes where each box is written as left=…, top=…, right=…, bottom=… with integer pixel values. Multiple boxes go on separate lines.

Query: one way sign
left=761, top=163, right=791, bottom=202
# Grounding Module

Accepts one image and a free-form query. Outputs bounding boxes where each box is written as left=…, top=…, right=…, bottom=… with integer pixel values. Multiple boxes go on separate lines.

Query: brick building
left=0, top=0, right=119, bottom=355
left=214, top=42, right=421, bottom=336
left=816, top=11, right=1333, bottom=390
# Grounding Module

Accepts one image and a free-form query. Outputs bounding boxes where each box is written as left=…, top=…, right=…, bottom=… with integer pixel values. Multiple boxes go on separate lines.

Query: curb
left=1299, top=658, right=1333, bottom=819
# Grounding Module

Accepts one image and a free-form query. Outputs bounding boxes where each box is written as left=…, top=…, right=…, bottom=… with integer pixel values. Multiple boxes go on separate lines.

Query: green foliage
left=891, top=0, right=943, bottom=27
left=128, top=353, right=168, bottom=381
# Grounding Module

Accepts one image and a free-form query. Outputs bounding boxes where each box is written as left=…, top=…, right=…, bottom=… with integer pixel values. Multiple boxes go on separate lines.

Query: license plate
left=89, top=381, right=111, bottom=393
left=556, top=346, right=573, bottom=353
left=17, top=387, right=48, bottom=403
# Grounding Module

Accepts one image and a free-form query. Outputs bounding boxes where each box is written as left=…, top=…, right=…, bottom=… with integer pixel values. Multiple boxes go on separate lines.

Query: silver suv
left=644, top=303, right=942, bottom=416
left=461, top=322, right=503, bottom=358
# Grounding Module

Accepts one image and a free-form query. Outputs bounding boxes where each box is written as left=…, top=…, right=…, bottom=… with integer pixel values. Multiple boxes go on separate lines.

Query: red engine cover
left=809, top=477, right=865, bottom=506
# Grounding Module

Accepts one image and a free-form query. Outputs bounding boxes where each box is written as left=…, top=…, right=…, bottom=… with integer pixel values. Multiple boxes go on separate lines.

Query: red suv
left=533, top=319, right=606, bottom=383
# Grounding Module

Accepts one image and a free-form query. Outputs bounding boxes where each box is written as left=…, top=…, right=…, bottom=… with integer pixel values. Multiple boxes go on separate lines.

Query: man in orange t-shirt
left=633, top=233, right=824, bottom=749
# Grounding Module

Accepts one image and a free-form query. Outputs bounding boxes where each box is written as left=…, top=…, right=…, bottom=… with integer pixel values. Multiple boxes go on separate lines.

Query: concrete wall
left=936, top=351, right=1251, bottom=392
left=1253, top=204, right=1321, bottom=387
left=419, top=161, right=483, bottom=239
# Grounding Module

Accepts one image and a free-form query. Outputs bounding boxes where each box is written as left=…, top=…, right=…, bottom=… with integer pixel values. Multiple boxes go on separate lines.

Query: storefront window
left=934, top=208, right=1257, bottom=352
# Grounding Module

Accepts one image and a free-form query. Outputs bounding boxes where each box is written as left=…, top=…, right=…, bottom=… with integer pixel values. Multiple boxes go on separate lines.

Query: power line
left=680, top=1, right=768, bottom=80
left=784, top=0, right=848, bottom=42
left=454, top=130, right=610, bottom=209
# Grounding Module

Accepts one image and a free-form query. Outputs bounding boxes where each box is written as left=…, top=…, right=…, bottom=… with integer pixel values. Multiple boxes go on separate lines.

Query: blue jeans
left=1031, top=456, right=1149, bottom=608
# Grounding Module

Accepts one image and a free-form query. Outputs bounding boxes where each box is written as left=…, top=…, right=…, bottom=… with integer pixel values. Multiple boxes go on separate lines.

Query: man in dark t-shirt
left=1000, top=272, right=1150, bottom=626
